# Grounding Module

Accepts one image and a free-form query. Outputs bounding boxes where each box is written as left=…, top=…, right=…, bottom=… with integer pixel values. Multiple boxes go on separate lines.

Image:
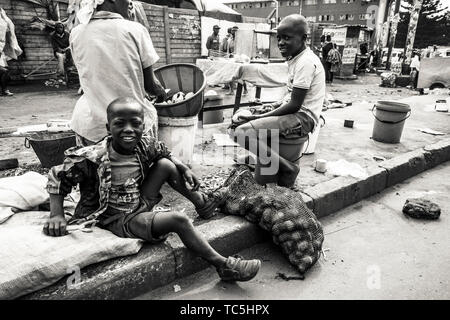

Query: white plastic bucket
left=158, top=115, right=198, bottom=165
left=303, top=116, right=325, bottom=155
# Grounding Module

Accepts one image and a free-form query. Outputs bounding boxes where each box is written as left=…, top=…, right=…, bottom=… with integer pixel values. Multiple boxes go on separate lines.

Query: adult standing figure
left=409, top=53, right=420, bottom=89
left=50, top=22, right=70, bottom=79
left=69, top=0, right=166, bottom=146
left=206, top=25, right=220, bottom=57
left=326, top=43, right=341, bottom=84
left=322, top=35, right=333, bottom=83
left=233, top=14, right=325, bottom=188
left=0, top=7, right=22, bottom=96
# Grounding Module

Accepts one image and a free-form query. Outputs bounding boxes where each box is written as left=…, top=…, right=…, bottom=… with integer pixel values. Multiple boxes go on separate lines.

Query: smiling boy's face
left=276, top=18, right=307, bottom=58
left=106, top=101, right=144, bottom=155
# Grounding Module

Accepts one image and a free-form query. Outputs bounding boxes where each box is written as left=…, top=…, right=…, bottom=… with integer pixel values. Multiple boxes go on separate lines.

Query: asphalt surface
left=136, top=161, right=450, bottom=300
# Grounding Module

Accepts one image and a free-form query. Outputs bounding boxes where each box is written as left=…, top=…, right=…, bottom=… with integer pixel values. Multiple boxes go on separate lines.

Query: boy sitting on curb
left=43, top=97, right=261, bottom=282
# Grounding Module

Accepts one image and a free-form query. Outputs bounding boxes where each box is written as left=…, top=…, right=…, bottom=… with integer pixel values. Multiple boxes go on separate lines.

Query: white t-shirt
left=286, top=47, right=326, bottom=125
left=410, top=56, right=420, bottom=71
left=70, top=12, right=160, bottom=142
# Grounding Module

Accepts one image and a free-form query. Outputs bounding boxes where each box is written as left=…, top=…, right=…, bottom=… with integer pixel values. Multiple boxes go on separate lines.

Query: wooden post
left=163, top=7, right=172, bottom=64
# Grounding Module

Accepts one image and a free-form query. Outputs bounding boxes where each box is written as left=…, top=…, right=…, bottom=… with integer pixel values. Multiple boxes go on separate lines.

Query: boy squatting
left=43, top=97, right=261, bottom=282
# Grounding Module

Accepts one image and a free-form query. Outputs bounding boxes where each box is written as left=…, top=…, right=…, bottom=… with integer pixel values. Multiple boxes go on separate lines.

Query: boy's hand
left=183, top=169, right=200, bottom=191
left=43, top=216, right=68, bottom=237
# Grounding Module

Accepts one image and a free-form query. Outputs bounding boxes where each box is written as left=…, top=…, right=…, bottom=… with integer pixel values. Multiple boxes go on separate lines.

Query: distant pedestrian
left=51, top=22, right=71, bottom=79
left=322, top=35, right=334, bottom=83
left=326, top=43, right=341, bottom=83
left=206, top=25, right=220, bottom=57
left=409, top=53, right=420, bottom=89
left=221, top=27, right=232, bottom=54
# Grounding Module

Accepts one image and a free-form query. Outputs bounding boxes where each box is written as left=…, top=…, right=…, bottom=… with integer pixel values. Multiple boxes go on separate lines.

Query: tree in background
left=395, top=0, right=449, bottom=48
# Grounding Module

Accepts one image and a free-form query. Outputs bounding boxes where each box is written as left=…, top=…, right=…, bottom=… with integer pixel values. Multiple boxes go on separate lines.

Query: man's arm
left=206, top=36, right=212, bottom=50
left=143, top=65, right=167, bottom=102
left=241, top=87, right=307, bottom=121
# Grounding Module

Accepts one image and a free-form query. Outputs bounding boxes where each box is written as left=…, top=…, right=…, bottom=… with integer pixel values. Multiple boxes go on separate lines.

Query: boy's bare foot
left=217, top=254, right=261, bottom=282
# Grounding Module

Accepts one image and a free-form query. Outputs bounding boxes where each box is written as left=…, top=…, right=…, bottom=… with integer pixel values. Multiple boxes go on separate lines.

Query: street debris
left=199, top=169, right=232, bottom=193
left=216, top=166, right=324, bottom=277
left=0, top=159, right=18, bottom=171
left=434, top=99, right=448, bottom=112
left=403, top=198, right=441, bottom=220
left=418, top=128, right=445, bottom=136
left=314, top=159, right=327, bottom=173
left=276, top=272, right=304, bottom=281
left=173, top=284, right=182, bottom=293
left=372, top=155, right=387, bottom=162
left=326, top=159, right=368, bottom=179
left=344, top=119, right=354, bottom=128
left=44, top=78, right=66, bottom=88
left=212, top=133, right=239, bottom=147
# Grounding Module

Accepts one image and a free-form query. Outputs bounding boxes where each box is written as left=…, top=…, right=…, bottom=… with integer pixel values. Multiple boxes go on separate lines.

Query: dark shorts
left=99, top=195, right=168, bottom=244
left=248, top=112, right=315, bottom=139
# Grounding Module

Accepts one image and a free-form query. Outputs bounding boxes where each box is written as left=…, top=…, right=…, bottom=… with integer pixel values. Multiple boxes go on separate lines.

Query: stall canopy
left=190, top=0, right=240, bottom=15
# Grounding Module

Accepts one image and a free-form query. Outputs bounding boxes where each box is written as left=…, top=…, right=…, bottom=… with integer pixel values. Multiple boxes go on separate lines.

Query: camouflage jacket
left=46, top=135, right=171, bottom=224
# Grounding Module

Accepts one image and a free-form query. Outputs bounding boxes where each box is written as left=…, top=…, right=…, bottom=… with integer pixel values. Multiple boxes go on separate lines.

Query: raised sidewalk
left=24, top=138, right=450, bottom=300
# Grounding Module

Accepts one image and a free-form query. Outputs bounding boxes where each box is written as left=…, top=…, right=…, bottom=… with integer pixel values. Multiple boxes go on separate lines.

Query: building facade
left=223, top=0, right=380, bottom=26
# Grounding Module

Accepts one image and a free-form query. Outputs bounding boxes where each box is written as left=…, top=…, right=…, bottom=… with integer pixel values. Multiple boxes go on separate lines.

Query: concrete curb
left=23, top=138, right=450, bottom=300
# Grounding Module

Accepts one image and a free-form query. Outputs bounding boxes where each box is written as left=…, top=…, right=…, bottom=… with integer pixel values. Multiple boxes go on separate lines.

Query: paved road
left=136, top=162, right=450, bottom=300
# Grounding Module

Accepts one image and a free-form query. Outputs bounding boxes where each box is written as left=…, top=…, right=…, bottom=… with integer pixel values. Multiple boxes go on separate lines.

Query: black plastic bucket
left=25, top=132, right=76, bottom=168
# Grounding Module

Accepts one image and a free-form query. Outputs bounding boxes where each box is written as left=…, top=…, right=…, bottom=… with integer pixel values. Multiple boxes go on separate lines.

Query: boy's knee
left=156, top=158, right=177, bottom=173
left=170, top=212, right=191, bottom=230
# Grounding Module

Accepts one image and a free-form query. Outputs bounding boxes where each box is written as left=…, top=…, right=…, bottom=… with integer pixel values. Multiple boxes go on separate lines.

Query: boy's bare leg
left=151, top=211, right=227, bottom=268
left=140, top=158, right=226, bottom=267
left=140, top=158, right=204, bottom=208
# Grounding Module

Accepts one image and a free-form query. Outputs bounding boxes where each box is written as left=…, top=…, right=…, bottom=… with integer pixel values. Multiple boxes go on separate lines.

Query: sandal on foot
left=217, top=254, right=261, bottom=282
left=195, top=192, right=224, bottom=219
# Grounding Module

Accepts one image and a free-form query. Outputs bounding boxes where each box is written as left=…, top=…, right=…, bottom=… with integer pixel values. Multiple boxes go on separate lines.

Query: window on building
left=306, top=16, right=317, bottom=22
left=359, top=13, right=373, bottom=20
left=305, top=0, right=318, bottom=4
left=342, top=0, right=355, bottom=3
left=319, top=14, right=334, bottom=21
left=340, top=13, right=355, bottom=20
left=323, top=0, right=337, bottom=4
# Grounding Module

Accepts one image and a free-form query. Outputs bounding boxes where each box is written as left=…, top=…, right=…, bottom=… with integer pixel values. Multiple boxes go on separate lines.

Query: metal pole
left=299, top=0, right=303, bottom=15
left=274, top=0, right=279, bottom=26
left=386, top=0, right=401, bottom=70
left=403, top=0, right=423, bottom=66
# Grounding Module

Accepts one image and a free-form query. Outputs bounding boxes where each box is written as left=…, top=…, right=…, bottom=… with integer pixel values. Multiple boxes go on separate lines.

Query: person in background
left=206, top=24, right=220, bottom=57
left=409, top=52, right=420, bottom=89
left=0, top=7, right=22, bottom=96
left=321, top=35, right=333, bottom=83
left=51, top=22, right=71, bottom=79
left=221, top=27, right=232, bottom=54
left=225, top=26, right=248, bottom=96
left=69, top=0, right=166, bottom=146
left=220, top=27, right=232, bottom=91
left=326, top=43, right=341, bottom=84
left=0, top=51, right=12, bottom=96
